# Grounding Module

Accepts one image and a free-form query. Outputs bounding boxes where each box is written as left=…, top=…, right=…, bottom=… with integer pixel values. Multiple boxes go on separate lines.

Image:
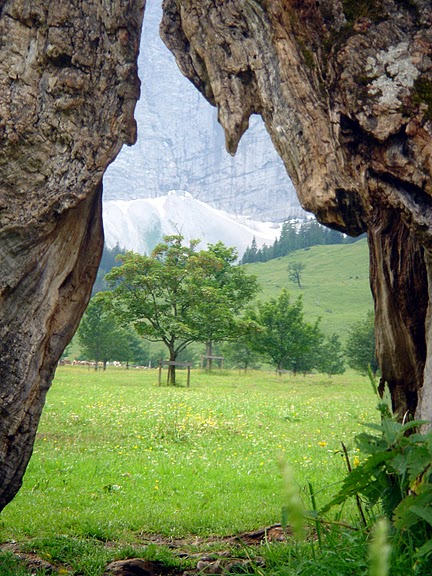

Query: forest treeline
left=92, top=243, right=126, bottom=294
left=94, top=218, right=365, bottom=289
left=241, top=219, right=364, bottom=264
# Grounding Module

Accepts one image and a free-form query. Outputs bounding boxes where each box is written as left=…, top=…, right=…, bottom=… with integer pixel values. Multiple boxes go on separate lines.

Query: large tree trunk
left=0, top=187, right=103, bottom=510
left=161, top=0, right=432, bottom=422
left=0, top=0, right=145, bottom=511
left=368, top=207, right=428, bottom=417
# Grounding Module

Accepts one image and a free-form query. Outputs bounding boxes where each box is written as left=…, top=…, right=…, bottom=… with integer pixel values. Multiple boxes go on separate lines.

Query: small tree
left=78, top=297, right=129, bottom=370
left=345, top=311, right=379, bottom=375
left=317, top=333, right=346, bottom=377
left=241, top=236, right=258, bottom=264
left=248, top=289, right=323, bottom=373
left=117, top=329, right=150, bottom=368
left=288, top=262, right=305, bottom=288
left=105, top=236, right=260, bottom=385
left=221, top=339, right=260, bottom=371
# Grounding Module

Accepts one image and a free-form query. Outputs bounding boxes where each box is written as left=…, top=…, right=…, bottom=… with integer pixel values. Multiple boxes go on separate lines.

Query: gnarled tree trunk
left=161, top=0, right=432, bottom=423
left=2, top=0, right=432, bottom=514
left=0, top=0, right=145, bottom=511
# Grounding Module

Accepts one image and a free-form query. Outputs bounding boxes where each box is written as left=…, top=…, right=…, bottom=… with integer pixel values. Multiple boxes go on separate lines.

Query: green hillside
left=244, top=238, right=373, bottom=340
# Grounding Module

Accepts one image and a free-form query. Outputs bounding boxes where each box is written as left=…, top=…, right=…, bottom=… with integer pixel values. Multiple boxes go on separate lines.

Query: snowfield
left=103, top=191, right=282, bottom=257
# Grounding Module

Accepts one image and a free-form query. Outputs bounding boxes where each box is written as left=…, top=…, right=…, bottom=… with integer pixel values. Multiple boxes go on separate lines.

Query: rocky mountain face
left=103, top=0, right=302, bottom=223
left=161, top=0, right=432, bottom=424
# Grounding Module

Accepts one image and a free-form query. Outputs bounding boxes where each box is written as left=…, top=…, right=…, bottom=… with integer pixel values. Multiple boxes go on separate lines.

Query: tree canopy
left=105, top=235, right=260, bottom=384
left=221, top=339, right=261, bottom=371
left=317, top=334, right=345, bottom=378
left=92, top=242, right=126, bottom=294
left=241, top=219, right=363, bottom=264
left=247, top=289, right=323, bottom=373
left=345, top=311, right=379, bottom=375
left=77, top=297, right=149, bottom=370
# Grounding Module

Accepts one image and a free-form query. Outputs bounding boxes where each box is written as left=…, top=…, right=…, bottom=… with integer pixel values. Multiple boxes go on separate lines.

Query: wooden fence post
left=158, top=360, right=193, bottom=387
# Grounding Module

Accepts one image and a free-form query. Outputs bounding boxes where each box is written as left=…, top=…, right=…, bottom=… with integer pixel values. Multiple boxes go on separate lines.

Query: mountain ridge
left=102, top=0, right=304, bottom=224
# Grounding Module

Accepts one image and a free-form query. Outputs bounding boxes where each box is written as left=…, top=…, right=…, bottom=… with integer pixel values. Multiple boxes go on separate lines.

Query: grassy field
left=1, top=366, right=377, bottom=546
left=244, top=239, right=372, bottom=339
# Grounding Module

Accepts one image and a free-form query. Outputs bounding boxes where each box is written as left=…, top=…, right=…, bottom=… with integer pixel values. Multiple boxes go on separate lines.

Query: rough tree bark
left=161, top=0, right=432, bottom=423
left=1, top=0, right=431, bottom=515
left=0, top=0, right=145, bottom=511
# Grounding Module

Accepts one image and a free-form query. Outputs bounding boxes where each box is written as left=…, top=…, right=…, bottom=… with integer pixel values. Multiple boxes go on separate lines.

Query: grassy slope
left=244, top=238, right=372, bottom=339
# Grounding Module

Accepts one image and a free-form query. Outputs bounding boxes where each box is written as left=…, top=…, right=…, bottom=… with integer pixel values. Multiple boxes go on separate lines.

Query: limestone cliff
left=103, top=0, right=302, bottom=223
left=0, top=0, right=145, bottom=511
left=161, top=0, right=432, bottom=422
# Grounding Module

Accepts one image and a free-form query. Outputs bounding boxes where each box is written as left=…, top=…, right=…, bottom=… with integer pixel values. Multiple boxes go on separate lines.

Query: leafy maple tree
left=105, top=235, right=260, bottom=385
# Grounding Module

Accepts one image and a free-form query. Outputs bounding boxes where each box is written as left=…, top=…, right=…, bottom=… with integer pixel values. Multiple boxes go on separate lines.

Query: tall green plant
left=321, top=375, right=432, bottom=567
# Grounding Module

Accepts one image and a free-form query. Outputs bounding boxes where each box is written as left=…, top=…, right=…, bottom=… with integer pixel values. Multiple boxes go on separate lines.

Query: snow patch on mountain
left=103, top=192, right=281, bottom=256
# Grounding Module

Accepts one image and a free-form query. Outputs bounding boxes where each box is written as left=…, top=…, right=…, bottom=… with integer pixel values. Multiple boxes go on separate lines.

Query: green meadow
left=1, top=241, right=392, bottom=575
left=245, top=238, right=372, bottom=339
left=1, top=366, right=377, bottom=544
